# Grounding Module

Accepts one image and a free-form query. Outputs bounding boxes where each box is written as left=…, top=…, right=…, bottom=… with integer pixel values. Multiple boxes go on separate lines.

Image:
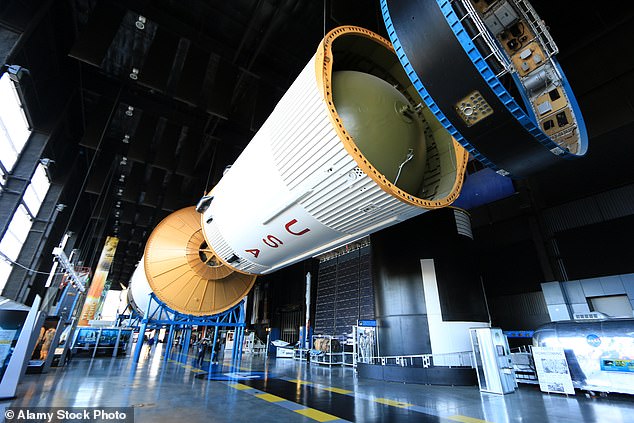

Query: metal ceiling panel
left=79, top=97, right=116, bottom=149
left=175, top=42, right=210, bottom=106
left=205, top=57, right=237, bottom=119
left=69, top=1, right=125, bottom=66
left=85, top=154, right=113, bottom=194
left=122, top=162, right=144, bottom=202
left=141, top=167, right=166, bottom=207
left=127, top=112, right=157, bottom=162
left=137, top=27, right=180, bottom=92
left=162, top=174, right=184, bottom=211
left=153, top=122, right=180, bottom=170
left=175, top=124, right=203, bottom=176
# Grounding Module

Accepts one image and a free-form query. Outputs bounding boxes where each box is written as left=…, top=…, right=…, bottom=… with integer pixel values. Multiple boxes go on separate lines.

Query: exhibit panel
left=533, top=319, right=634, bottom=395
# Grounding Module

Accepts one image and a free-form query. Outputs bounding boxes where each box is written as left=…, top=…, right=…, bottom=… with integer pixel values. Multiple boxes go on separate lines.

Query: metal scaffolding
left=132, top=293, right=246, bottom=374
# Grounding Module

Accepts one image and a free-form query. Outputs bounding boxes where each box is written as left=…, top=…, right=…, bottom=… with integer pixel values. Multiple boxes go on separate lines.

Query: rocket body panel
left=201, top=55, right=434, bottom=275
left=128, top=257, right=173, bottom=319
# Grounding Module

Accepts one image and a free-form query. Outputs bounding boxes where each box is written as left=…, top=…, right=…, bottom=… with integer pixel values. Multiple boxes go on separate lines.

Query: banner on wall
left=94, top=279, right=113, bottom=320
left=78, top=236, right=119, bottom=325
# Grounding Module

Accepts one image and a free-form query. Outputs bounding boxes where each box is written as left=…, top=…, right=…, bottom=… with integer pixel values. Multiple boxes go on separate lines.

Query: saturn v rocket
left=128, top=0, right=586, bottom=317
left=127, top=26, right=468, bottom=317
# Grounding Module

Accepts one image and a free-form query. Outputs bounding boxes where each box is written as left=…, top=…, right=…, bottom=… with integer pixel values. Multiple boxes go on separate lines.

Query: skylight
left=0, top=72, right=31, bottom=173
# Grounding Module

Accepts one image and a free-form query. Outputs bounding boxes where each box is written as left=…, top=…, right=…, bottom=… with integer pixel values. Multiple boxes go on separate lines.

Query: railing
left=510, top=346, right=538, bottom=383
left=513, top=0, right=558, bottom=57
left=366, top=351, right=474, bottom=369
left=452, top=0, right=512, bottom=77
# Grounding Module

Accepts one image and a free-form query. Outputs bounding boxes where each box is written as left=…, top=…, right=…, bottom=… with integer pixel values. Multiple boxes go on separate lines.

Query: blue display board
left=601, top=358, right=634, bottom=373
left=0, top=310, right=29, bottom=382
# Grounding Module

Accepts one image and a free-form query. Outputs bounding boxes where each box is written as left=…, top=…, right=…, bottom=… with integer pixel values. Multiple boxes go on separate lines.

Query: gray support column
left=210, top=326, right=219, bottom=365
left=371, top=233, right=431, bottom=356
left=0, top=132, right=49, bottom=302
left=519, top=180, right=567, bottom=282
left=133, top=320, right=148, bottom=362
left=0, top=132, right=47, bottom=240
left=528, top=216, right=558, bottom=281
left=113, top=329, right=122, bottom=357
left=4, top=183, right=64, bottom=302
left=182, top=327, right=191, bottom=360
left=165, top=325, right=175, bottom=361
left=370, top=209, right=489, bottom=357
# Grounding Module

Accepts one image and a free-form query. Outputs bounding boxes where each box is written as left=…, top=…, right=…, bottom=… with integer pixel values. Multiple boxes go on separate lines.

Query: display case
left=352, top=322, right=378, bottom=368
left=343, top=342, right=354, bottom=366
left=294, top=348, right=309, bottom=361
left=72, top=327, right=133, bottom=357
left=469, top=327, right=517, bottom=395
left=311, top=335, right=345, bottom=366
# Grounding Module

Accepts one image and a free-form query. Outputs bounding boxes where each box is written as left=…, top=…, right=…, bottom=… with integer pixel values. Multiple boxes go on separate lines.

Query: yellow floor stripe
left=227, top=383, right=253, bottom=391
left=294, top=408, right=340, bottom=422
left=373, top=398, right=412, bottom=408
left=288, top=379, right=312, bottom=385
left=448, top=415, right=493, bottom=423
left=255, top=393, right=286, bottom=403
left=322, top=387, right=353, bottom=395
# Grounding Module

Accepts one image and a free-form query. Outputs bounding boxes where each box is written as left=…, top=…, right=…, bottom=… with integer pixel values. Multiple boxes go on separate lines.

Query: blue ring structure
left=381, top=0, right=588, bottom=177
left=381, top=0, right=498, bottom=172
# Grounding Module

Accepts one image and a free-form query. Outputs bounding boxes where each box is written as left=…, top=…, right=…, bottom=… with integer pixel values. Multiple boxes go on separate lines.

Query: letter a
left=245, top=249, right=260, bottom=258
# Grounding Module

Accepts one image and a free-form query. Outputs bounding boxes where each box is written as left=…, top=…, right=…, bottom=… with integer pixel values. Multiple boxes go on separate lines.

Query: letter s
left=262, top=235, right=283, bottom=248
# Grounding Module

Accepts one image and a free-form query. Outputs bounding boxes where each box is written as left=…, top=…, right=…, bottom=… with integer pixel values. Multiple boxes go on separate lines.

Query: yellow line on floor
left=227, top=383, right=252, bottom=390
left=322, top=387, right=352, bottom=395
left=448, top=415, right=493, bottom=423
left=225, top=381, right=349, bottom=422
left=283, top=378, right=491, bottom=422
left=294, top=408, right=341, bottom=422
left=373, top=398, right=413, bottom=408
left=255, top=393, right=286, bottom=403
left=288, top=379, right=312, bottom=385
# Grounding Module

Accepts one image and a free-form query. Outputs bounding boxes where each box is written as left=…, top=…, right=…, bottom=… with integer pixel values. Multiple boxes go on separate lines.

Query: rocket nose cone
left=332, top=70, right=427, bottom=196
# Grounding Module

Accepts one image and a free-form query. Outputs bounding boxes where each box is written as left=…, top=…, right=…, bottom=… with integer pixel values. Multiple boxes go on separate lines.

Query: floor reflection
left=1, top=346, right=633, bottom=423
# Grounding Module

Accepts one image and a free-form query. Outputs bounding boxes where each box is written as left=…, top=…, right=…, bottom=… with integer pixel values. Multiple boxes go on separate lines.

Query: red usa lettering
left=245, top=218, right=311, bottom=259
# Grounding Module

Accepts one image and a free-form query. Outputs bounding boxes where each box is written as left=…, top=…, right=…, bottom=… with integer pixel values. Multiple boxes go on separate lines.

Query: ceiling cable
left=204, top=137, right=220, bottom=194
left=76, top=160, right=116, bottom=264
left=0, top=251, right=65, bottom=276
left=61, top=86, right=123, bottom=240
left=80, top=162, right=118, bottom=266
left=323, top=0, right=326, bottom=38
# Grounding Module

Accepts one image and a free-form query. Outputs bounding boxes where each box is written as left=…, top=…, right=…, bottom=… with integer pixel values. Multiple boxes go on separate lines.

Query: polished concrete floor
left=2, top=344, right=634, bottom=422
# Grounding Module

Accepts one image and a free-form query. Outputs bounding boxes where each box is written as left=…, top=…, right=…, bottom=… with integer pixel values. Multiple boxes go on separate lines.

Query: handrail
left=363, top=351, right=474, bottom=368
